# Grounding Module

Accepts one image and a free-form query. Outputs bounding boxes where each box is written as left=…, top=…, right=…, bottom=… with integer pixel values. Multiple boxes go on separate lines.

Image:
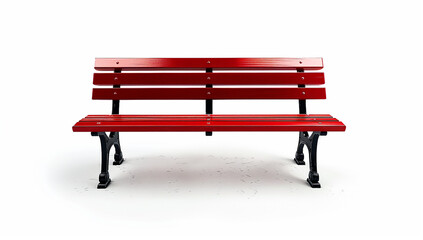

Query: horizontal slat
left=81, top=117, right=340, bottom=122
left=73, top=120, right=346, bottom=132
left=81, top=114, right=338, bottom=122
left=73, top=114, right=346, bottom=132
left=86, top=114, right=334, bottom=118
left=95, top=58, right=323, bottom=71
left=93, top=72, right=325, bottom=85
left=92, top=88, right=326, bottom=100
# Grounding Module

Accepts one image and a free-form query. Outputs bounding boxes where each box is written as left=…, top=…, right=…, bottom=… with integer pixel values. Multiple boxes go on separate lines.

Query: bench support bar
left=205, top=67, right=213, bottom=136
left=91, top=132, right=125, bottom=189
left=294, top=131, right=327, bottom=188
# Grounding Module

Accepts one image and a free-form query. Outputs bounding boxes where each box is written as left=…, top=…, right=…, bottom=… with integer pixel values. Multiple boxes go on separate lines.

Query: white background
left=0, top=0, right=422, bottom=239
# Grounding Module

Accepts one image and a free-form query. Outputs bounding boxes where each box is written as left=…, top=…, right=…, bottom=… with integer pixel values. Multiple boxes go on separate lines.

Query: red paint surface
left=92, top=88, right=326, bottom=100
left=95, top=58, right=323, bottom=71
left=86, top=114, right=333, bottom=118
left=73, top=114, right=346, bottom=132
left=93, top=72, right=325, bottom=85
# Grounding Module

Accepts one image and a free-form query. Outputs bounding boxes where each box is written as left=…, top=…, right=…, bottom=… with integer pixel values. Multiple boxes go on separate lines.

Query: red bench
left=73, top=58, right=346, bottom=189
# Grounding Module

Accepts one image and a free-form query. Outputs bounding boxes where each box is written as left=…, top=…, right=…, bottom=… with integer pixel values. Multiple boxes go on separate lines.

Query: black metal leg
left=91, top=132, right=125, bottom=189
left=295, top=131, right=327, bottom=188
left=294, top=131, right=308, bottom=165
left=306, top=132, right=322, bottom=188
left=110, top=132, right=124, bottom=165
left=95, top=133, right=112, bottom=189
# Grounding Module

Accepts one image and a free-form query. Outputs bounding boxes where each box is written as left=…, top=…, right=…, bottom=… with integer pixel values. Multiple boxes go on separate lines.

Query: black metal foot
left=307, top=171, right=320, bottom=188
left=113, top=152, right=124, bottom=165
left=97, top=179, right=111, bottom=189
left=294, top=152, right=305, bottom=165
left=307, top=178, right=321, bottom=188
left=97, top=172, right=111, bottom=189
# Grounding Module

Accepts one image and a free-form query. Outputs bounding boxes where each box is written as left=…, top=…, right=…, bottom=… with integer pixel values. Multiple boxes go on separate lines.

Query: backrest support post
left=205, top=68, right=213, bottom=114
left=112, top=69, right=121, bottom=114
left=297, top=69, right=307, bottom=114
left=205, top=68, right=213, bottom=136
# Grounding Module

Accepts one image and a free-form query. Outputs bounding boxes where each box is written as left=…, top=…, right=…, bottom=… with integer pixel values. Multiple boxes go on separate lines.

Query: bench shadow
left=108, top=153, right=307, bottom=194
left=52, top=151, right=309, bottom=196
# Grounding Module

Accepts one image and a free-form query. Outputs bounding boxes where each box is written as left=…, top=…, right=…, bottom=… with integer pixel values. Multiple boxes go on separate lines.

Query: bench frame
left=94, top=69, right=125, bottom=188
left=74, top=58, right=345, bottom=189
left=293, top=68, right=324, bottom=187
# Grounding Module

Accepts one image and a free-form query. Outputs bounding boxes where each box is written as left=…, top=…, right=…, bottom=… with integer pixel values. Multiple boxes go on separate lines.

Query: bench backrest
left=92, top=58, right=325, bottom=114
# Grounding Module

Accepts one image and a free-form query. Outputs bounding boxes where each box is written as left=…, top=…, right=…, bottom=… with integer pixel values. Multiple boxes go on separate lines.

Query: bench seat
left=73, top=114, right=346, bottom=132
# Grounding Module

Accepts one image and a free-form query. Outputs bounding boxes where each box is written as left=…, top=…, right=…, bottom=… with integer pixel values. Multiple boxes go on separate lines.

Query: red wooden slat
left=81, top=117, right=340, bottom=122
left=95, top=58, right=323, bottom=71
left=80, top=114, right=338, bottom=121
left=72, top=120, right=346, bottom=132
left=81, top=115, right=338, bottom=123
left=86, top=114, right=334, bottom=118
left=75, top=121, right=343, bottom=127
left=93, top=72, right=325, bottom=85
left=92, top=88, right=326, bottom=100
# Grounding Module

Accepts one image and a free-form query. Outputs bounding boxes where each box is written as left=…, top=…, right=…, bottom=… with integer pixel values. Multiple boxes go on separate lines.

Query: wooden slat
left=73, top=120, right=346, bottom=132
left=95, top=58, right=323, bottom=71
left=86, top=114, right=334, bottom=118
left=81, top=114, right=338, bottom=122
left=73, top=114, right=345, bottom=132
left=92, top=88, right=326, bottom=100
left=93, top=72, right=325, bottom=85
left=81, top=117, right=340, bottom=122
